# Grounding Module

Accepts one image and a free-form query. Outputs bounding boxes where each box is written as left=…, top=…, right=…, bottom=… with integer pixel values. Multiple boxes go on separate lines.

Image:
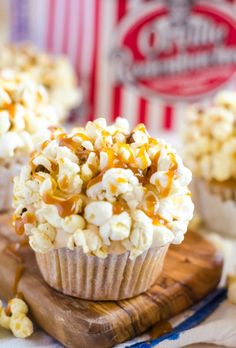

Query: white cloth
left=0, top=327, right=61, bottom=347
left=157, top=301, right=236, bottom=348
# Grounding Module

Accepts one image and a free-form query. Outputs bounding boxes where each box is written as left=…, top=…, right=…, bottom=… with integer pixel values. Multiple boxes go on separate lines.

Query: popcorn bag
left=5, top=0, right=236, bottom=134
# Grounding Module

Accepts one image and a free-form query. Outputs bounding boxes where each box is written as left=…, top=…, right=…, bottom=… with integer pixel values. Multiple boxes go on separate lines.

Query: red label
left=111, top=2, right=236, bottom=100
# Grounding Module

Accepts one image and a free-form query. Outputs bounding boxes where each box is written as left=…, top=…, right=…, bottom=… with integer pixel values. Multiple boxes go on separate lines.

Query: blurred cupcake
left=0, top=43, right=81, bottom=121
left=13, top=118, right=193, bottom=300
left=0, top=69, right=58, bottom=212
left=183, top=90, right=236, bottom=237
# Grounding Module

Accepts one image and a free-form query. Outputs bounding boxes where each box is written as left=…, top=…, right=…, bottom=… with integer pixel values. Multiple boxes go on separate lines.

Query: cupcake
left=0, top=69, right=58, bottom=212
left=183, top=90, right=236, bottom=237
left=0, top=43, right=81, bottom=121
left=13, top=118, right=194, bottom=300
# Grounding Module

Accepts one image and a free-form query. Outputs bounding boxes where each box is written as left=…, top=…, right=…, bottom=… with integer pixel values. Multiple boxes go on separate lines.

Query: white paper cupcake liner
left=192, top=178, right=236, bottom=238
left=0, top=161, right=22, bottom=212
left=36, top=244, right=169, bottom=301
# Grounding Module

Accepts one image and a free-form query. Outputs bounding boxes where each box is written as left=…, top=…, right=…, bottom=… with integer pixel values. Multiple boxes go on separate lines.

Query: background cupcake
left=183, top=90, right=236, bottom=237
left=0, top=69, right=59, bottom=212
left=13, top=117, right=194, bottom=300
left=0, top=43, right=81, bottom=121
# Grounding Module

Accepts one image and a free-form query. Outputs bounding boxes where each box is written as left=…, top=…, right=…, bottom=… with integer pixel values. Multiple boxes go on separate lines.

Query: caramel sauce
left=3, top=236, right=27, bottom=298
left=58, top=175, right=70, bottom=191
left=14, top=213, right=36, bottom=236
left=149, top=214, right=169, bottom=226
left=23, top=126, right=180, bottom=232
left=59, top=136, right=83, bottom=155
left=149, top=321, right=172, bottom=339
left=152, top=216, right=162, bottom=226
left=159, top=153, right=178, bottom=199
left=2, top=103, right=15, bottom=119
left=51, top=161, right=58, bottom=173
left=87, top=172, right=104, bottom=189
left=136, top=146, right=151, bottom=170
left=113, top=200, right=128, bottom=214
left=33, top=173, right=45, bottom=182
left=74, top=132, right=91, bottom=141
left=113, top=160, right=129, bottom=169
left=88, top=163, right=98, bottom=173
left=87, top=157, right=129, bottom=190
left=160, top=171, right=175, bottom=198
left=134, top=169, right=146, bottom=185
left=76, top=149, right=91, bottom=165
left=103, top=148, right=115, bottom=168
left=141, top=150, right=161, bottom=185
left=43, top=191, right=81, bottom=218
left=145, top=192, right=158, bottom=216
left=13, top=265, right=25, bottom=295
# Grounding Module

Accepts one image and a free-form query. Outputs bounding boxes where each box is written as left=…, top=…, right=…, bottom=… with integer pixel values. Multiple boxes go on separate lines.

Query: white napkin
left=157, top=301, right=236, bottom=348
left=0, top=327, right=61, bottom=347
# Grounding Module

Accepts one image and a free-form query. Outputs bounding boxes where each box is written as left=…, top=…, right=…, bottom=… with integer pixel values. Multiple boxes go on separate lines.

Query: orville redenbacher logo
left=111, top=0, right=236, bottom=100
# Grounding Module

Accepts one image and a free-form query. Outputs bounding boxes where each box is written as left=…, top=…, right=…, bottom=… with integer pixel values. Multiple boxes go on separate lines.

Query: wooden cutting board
left=0, top=213, right=223, bottom=348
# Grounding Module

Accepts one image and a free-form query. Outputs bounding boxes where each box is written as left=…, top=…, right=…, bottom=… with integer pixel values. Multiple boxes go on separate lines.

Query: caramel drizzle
left=87, top=171, right=105, bottom=189
left=18, top=125, right=181, bottom=228
left=59, top=136, right=84, bottom=157
left=149, top=321, right=172, bottom=339
left=4, top=267, right=25, bottom=317
left=14, top=213, right=36, bottom=236
left=112, top=199, right=129, bottom=215
left=12, top=265, right=25, bottom=295
left=2, top=103, right=15, bottom=119
left=3, top=239, right=26, bottom=304
left=160, top=152, right=178, bottom=199
left=145, top=191, right=158, bottom=216
left=43, top=191, right=81, bottom=218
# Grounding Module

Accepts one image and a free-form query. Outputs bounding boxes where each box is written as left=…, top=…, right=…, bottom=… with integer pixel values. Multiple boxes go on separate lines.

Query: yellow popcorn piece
left=0, top=298, right=33, bottom=338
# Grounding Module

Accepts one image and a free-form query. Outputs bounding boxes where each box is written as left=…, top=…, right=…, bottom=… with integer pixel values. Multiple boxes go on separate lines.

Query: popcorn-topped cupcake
left=13, top=118, right=194, bottom=259
left=0, top=44, right=81, bottom=120
left=0, top=69, right=58, bottom=162
left=183, top=90, right=236, bottom=182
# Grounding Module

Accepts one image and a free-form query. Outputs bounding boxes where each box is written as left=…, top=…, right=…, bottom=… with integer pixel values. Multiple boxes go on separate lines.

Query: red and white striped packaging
left=5, top=0, right=236, bottom=135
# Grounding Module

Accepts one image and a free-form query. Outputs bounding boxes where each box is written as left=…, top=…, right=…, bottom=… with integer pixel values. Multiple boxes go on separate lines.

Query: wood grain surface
left=0, top=213, right=223, bottom=348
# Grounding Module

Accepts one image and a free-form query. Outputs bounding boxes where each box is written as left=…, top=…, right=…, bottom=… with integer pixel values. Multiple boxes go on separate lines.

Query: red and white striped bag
left=5, top=0, right=236, bottom=134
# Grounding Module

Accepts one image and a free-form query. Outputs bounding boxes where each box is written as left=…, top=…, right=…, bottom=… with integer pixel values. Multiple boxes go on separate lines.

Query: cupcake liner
left=193, top=178, right=236, bottom=238
left=0, top=161, right=22, bottom=212
left=36, top=244, right=169, bottom=301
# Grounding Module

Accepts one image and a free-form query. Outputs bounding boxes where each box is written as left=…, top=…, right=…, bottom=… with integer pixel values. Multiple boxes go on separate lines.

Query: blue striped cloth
left=128, top=287, right=227, bottom=348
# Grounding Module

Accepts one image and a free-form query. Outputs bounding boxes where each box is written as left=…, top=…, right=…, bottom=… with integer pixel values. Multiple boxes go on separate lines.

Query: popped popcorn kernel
left=0, top=43, right=81, bottom=121
left=183, top=90, right=236, bottom=181
left=0, top=298, right=33, bottom=338
left=13, top=118, right=193, bottom=258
